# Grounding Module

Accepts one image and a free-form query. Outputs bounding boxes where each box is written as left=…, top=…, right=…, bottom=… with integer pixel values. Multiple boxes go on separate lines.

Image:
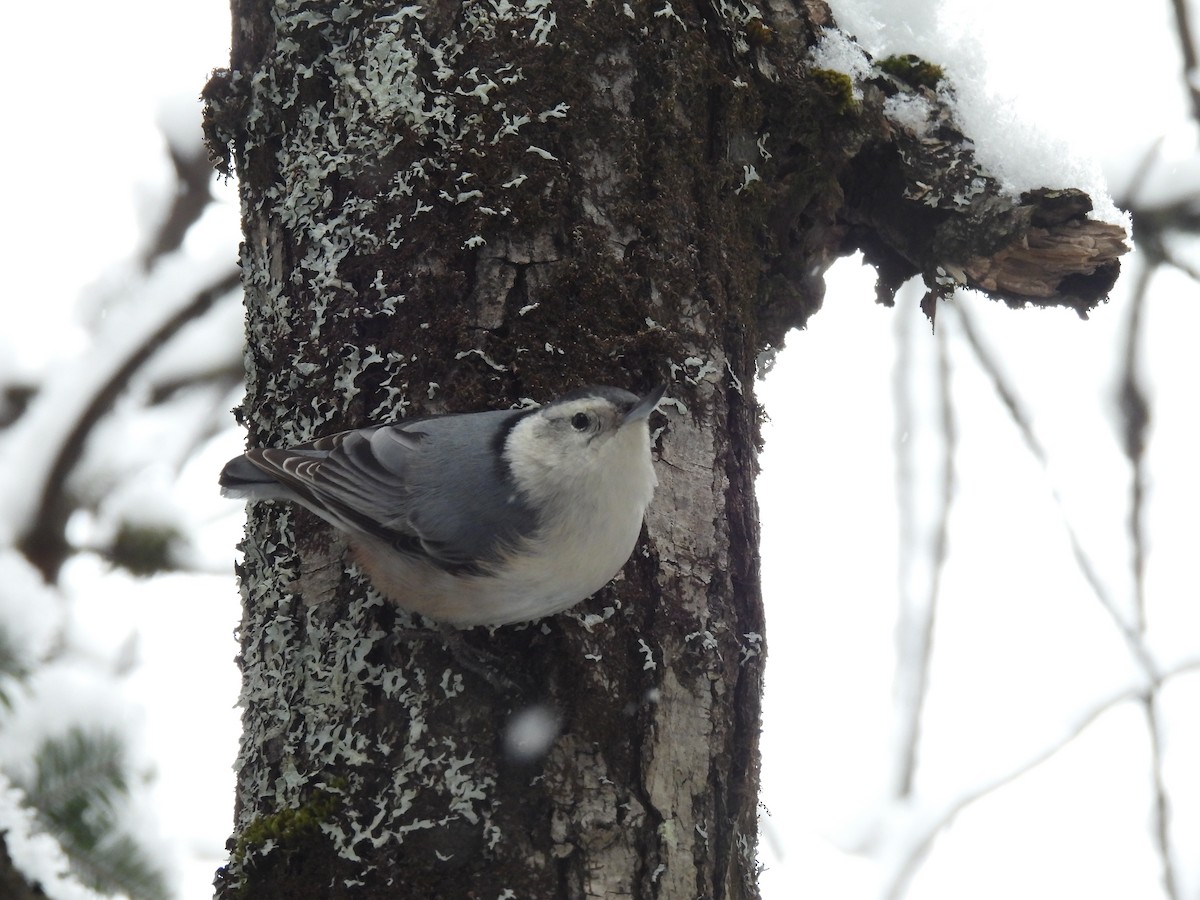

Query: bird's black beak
left=623, top=384, right=667, bottom=425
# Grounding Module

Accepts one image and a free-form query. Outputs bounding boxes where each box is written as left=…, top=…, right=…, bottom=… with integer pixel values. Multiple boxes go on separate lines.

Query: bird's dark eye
left=571, top=412, right=591, bottom=431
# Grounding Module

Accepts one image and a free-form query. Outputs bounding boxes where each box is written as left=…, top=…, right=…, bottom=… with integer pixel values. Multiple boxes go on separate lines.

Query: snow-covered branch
left=0, top=258, right=239, bottom=578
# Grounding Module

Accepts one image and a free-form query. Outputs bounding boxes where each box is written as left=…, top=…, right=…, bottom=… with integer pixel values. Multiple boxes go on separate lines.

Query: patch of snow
left=502, top=704, right=561, bottom=763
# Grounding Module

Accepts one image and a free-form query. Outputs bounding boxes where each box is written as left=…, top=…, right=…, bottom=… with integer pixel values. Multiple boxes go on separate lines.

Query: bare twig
left=880, top=656, right=1200, bottom=900
left=1170, top=0, right=1200, bottom=127
left=891, top=296, right=956, bottom=800
left=952, top=300, right=1160, bottom=682
left=1120, top=139, right=1200, bottom=285
left=1144, top=695, right=1180, bottom=900
left=1118, top=264, right=1151, bottom=632
left=1120, top=137, right=1166, bottom=209
left=1117, top=257, right=1180, bottom=900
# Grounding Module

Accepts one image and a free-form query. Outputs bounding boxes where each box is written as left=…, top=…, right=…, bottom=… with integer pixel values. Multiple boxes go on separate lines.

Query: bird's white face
left=506, top=396, right=635, bottom=496
left=503, top=391, right=657, bottom=584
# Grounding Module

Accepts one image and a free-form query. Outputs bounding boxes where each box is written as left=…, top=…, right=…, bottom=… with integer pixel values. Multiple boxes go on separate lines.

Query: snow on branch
left=0, top=257, right=240, bottom=579
left=828, top=46, right=1130, bottom=320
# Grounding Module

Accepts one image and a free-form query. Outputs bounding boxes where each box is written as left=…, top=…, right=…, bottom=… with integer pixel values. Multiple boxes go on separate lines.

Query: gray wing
left=221, top=409, right=539, bottom=573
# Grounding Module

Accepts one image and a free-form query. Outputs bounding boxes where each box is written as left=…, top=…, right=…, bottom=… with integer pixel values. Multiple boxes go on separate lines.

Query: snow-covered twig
left=0, top=258, right=239, bottom=577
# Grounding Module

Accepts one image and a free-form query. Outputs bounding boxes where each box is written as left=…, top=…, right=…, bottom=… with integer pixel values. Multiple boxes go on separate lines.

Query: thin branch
left=891, top=294, right=918, bottom=797
left=1120, top=137, right=1166, bottom=209
left=880, top=656, right=1200, bottom=900
left=1144, top=695, right=1180, bottom=900
left=1119, top=141, right=1200, bottom=285
left=139, top=142, right=216, bottom=271
left=1118, top=261, right=1152, bottom=633
left=952, top=300, right=1160, bottom=683
left=1158, top=242, right=1200, bottom=282
left=951, top=273, right=1180, bottom=897
left=1170, top=0, right=1200, bottom=127
left=11, top=268, right=241, bottom=580
left=890, top=299, right=956, bottom=800
left=1117, top=256, right=1180, bottom=900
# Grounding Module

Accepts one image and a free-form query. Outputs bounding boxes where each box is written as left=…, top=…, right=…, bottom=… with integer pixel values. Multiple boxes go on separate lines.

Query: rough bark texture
left=202, top=0, right=1126, bottom=897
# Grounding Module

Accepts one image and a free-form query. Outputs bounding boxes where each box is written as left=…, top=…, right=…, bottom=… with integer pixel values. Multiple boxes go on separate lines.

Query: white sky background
left=759, top=2, right=1200, bottom=899
left=2, top=1, right=1197, bottom=898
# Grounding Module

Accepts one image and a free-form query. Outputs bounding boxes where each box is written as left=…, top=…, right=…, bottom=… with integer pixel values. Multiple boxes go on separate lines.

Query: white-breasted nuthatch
left=220, top=384, right=665, bottom=627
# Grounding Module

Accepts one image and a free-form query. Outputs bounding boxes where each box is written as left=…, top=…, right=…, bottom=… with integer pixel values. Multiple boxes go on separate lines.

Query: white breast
left=349, top=422, right=657, bottom=626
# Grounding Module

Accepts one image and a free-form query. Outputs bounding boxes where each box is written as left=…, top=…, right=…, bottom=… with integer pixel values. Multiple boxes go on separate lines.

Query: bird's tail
left=219, top=454, right=290, bottom=500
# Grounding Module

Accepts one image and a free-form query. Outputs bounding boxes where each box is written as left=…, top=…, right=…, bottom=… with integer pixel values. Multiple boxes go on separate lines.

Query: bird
left=220, top=384, right=664, bottom=627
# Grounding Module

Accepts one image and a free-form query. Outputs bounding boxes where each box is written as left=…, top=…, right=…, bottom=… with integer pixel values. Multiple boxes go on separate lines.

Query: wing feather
left=235, top=409, right=538, bottom=573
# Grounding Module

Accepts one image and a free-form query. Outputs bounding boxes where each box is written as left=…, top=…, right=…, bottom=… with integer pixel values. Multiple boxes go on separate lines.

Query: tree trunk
left=203, top=0, right=1125, bottom=897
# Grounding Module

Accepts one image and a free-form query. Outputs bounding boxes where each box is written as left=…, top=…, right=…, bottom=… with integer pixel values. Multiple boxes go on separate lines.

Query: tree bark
left=203, top=1, right=1126, bottom=897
